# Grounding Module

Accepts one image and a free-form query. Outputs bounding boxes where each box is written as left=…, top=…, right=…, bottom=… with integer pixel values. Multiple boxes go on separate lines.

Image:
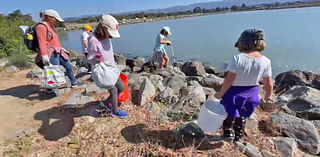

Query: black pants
left=84, top=53, right=92, bottom=72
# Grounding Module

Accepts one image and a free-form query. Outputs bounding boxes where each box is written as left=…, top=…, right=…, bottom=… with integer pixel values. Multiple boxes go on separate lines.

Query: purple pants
left=221, top=86, right=260, bottom=118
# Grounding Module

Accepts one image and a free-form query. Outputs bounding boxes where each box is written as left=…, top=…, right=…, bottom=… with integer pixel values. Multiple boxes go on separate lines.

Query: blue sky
left=1, top=0, right=218, bottom=21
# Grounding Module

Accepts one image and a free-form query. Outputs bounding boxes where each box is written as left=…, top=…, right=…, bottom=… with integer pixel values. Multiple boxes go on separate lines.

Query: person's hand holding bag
left=96, top=54, right=102, bottom=63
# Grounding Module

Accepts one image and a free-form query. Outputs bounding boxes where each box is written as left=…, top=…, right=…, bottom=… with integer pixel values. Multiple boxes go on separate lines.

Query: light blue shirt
left=154, top=33, right=166, bottom=52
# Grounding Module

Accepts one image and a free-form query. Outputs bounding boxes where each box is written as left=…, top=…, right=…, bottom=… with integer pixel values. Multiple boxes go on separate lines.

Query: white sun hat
left=44, top=9, right=64, bottom=22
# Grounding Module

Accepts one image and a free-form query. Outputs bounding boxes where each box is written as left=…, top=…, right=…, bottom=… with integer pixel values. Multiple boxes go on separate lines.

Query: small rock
left=181, top=61, right=206, bottom=76
left=78, top=67, right=88, bottom=73
left=0, top=59, right=9, bottom=67
left=6, top=127, right=34, bottom=141
left=146, top=102, right=161, bottom=119
left=87, top=116, right=96, bottom=123
left=261, top=150, right=277, bottom=157
left=235, top=142, right=263, bottom=157
left=5, top=65, right=18, bottom=73
left=26, top=67, right=43, bottom=79
left=274, top=137, right=298, bottom=157
left=138, top=78, right=156, bottom=106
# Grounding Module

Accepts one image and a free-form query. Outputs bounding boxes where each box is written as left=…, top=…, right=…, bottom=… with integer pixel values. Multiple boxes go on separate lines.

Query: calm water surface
left=58, top=7, right=320, bottom=76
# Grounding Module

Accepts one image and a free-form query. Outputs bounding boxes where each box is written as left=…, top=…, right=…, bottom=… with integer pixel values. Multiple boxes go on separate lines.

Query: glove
left=166, top=40, right=172, bottom=46
left=42, top=55, right=50, bottom=66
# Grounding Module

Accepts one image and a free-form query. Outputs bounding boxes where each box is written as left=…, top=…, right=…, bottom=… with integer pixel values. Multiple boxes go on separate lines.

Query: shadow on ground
left=0, top=85, right=56, bottom=101
left=33, top=101, right=105, bottom=141
left=121, top=123, right=224, bottom=150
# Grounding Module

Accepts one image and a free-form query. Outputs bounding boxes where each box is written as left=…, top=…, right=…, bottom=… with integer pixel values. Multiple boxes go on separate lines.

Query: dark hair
left=235, top=29, right=266, bottom=52
left=160, top=29, right=168, bottom=36
left=94, top=23, right=109, bottom=41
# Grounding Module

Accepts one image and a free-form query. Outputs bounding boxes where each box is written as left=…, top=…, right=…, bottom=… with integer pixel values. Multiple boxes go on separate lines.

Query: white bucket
left=197, top=99, right=228, bottom=133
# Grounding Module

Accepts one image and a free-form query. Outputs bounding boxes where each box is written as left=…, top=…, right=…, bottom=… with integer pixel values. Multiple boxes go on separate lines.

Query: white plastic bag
left=42, top=65, right=66, bottom=89
left=91, top=62, right=120, bottom=89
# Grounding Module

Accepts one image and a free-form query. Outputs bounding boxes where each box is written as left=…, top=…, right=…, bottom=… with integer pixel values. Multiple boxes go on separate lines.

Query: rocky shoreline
left=1, top=51, right=320, bottom=156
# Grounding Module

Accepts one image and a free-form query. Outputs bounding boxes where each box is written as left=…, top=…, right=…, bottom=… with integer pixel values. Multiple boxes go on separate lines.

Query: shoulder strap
left=35, top=23, right=53, bottom=41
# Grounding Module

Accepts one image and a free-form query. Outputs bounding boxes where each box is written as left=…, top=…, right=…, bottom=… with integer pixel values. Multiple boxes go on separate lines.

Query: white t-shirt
left=226, top=53, right=272, bottom=86
left=80, top=31, right=90, bottom=53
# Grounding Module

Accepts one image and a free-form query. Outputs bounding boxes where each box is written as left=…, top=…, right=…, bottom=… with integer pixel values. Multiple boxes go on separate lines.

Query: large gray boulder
left=158, top=87, right=175, bottom=105
left=138, top=78, right=156, bottom=106
left=150, top=74, right=165, bottom=92
left=185, top=81, right=206, bottom=103
left=277, top=86, right=320, bottom=120
left=167, top=82, right=205, bottom=121
left=201, top=74, right=224, bottom=91
left=203, top=64, right=218, bottom=75
left=181, top=61, right=206, bottom=76
left=275, top=70, right=320, bottom=93
left=126, top=57, right=146, bottom=72
left=114, top=53, right=127, bottom=65
left=271, top=112, right=320, bottom=154
left=163, top=76, right=187, bottom=94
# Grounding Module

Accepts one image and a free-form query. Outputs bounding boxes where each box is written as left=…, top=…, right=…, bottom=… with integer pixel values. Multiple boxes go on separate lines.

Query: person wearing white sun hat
left=151, top=26, right=172, bottom=69
left=36, top=9, right=81, bottom=88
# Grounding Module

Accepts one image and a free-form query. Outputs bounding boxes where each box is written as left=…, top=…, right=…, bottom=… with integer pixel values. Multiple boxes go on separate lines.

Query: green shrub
left=0, top=10, right=34, bottom=58
left=8, top=51, right=32, bottom=68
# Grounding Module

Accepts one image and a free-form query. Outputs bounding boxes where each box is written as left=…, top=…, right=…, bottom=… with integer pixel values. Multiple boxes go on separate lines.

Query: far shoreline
left=59, top=5, right=320, bottom=32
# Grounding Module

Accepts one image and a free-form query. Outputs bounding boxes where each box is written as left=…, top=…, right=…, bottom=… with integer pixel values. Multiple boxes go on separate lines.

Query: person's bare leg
left=163, top=55, right=169, bottom=68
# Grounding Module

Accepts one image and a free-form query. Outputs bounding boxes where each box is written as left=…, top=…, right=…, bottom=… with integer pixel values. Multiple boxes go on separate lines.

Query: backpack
left=24, top=23, right=52, bottom=52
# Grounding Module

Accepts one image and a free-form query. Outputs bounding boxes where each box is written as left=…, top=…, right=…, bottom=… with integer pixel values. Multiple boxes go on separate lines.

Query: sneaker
left=87, top=71, right=92, bottom=74
left=112, top=109, right=128, bottom=118
left=71, top=81, right=84, bottom=88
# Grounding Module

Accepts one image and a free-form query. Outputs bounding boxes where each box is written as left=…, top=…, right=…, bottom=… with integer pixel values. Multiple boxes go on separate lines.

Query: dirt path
left=0, top=69, right=59, bottom=142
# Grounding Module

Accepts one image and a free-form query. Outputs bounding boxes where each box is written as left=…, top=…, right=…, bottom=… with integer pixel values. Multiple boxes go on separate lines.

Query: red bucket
left=117, top=73, right=130, bottom=102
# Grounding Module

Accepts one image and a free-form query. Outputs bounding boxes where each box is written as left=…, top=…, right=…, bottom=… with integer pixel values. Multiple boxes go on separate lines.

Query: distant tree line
left=68, top=0, right=318, bottom=24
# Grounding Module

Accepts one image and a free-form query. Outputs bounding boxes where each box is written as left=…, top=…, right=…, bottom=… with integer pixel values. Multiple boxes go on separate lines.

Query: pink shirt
left=35, top=22, right=69, bottom=63
left=87, top=35, right=115, bottom=65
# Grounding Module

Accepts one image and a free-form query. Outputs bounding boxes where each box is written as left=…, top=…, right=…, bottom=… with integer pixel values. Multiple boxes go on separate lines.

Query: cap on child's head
left=83, top=24, right=93, bottom=31
left=100, top=14, right=120, bottom=38
left=235, top=28, right=264, bottom=47
left=162, top=26, right=172, bottom=35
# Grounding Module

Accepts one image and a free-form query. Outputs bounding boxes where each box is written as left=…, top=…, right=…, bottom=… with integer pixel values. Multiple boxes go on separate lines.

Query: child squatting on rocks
left=87, top=14, right=128, bottom=118
left=214, top=28, right=274, bottom=142
left=151, top=26, right=172, bottom=69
